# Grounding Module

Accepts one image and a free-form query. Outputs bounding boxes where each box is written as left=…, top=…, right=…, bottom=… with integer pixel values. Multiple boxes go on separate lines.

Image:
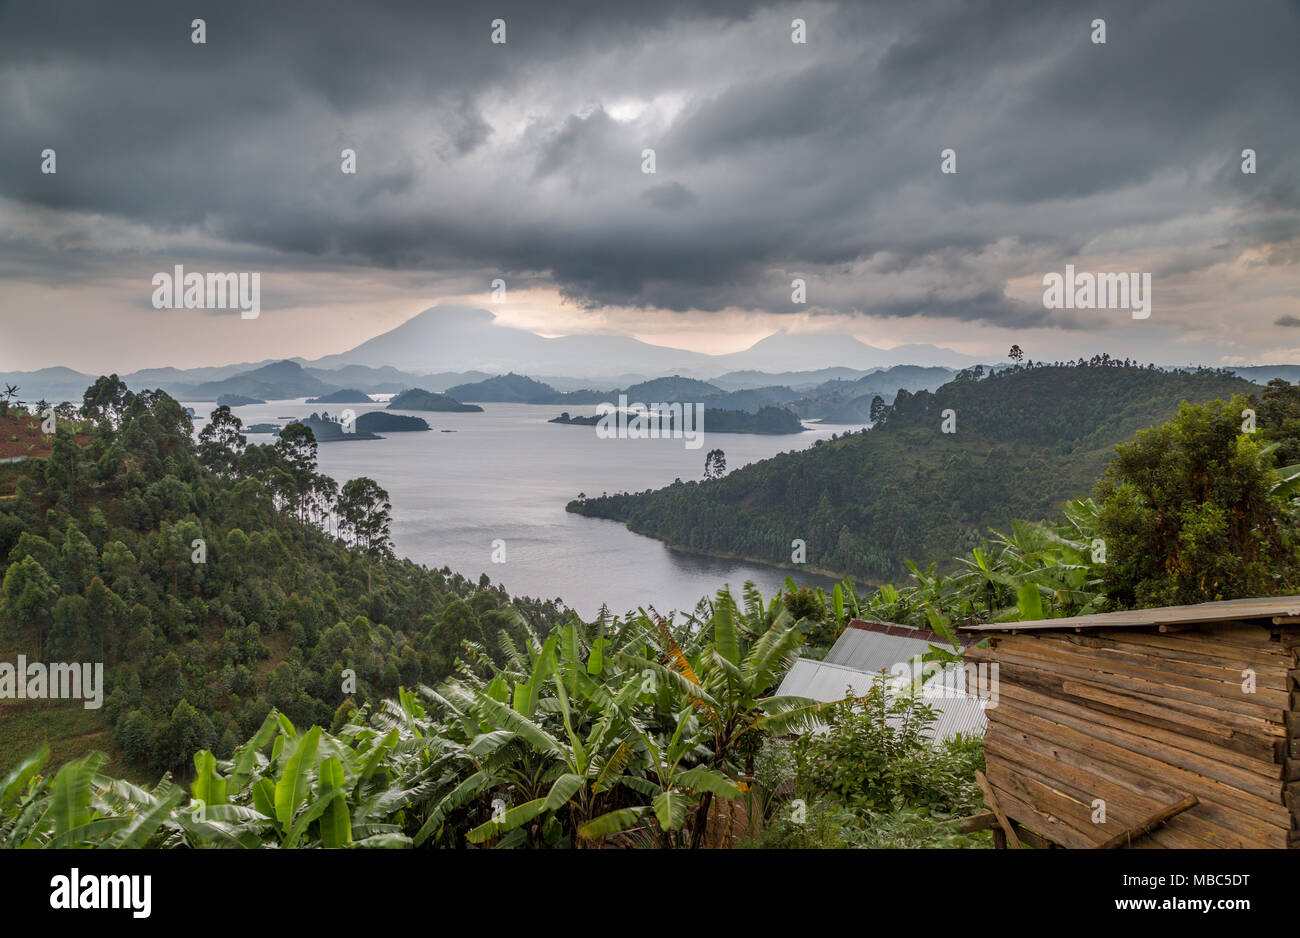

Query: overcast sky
left=1, top=0, right=1297, bottom=373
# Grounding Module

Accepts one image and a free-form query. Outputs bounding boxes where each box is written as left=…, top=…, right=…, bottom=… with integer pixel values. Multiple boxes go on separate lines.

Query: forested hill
left=0, top=380, right=568, bottom=778
left=568, top=362, right=1258, bottom=584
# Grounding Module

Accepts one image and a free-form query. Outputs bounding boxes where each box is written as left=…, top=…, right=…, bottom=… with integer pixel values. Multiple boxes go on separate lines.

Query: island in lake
left=388, top=388, right=483, bottom=412
left=295, top=414, right=379, bottom=441
left=306, top=388, right=374, bottom=404
left=244, top=423, right=281, bottom=434
left=217, top=393, right=265, bottom=407
left=290, top=411, right=431, bottom=442
left=356, top=412, right=429, bottom=433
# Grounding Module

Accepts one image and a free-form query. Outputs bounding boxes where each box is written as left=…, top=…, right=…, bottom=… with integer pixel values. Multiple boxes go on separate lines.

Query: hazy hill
left=701, top=386, right=802, bottom=411
left=446, top=371, right=804, bottom=413
left=309, top=304, right=979, bottom=378
left=446, top=372, right=556, bottom=402
left=216, top=393, right=263, bottom=407
left=300, top=365, right=491, bottom=394
left=183, top=360, right=333, bottom=401
left=719, top=330, right=975, bottom=372
left=315, top=305, right=710, bottom=378
left=0, top=366, right=110, bottom=402
left=569, top=363, right=1259, bottom=583
left=792, top=365, right=957, bottom=421
left=621, top=376, right=722, bottom=401
left=711, top=367, right=874, bottom=391
left=1234, top=365, right=1300, bottom=385
left=307, top=388, right=373, bottom=404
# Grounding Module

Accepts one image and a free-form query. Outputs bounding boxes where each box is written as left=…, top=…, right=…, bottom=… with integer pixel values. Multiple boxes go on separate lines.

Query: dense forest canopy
left=0, top=380, right=568, bottom=778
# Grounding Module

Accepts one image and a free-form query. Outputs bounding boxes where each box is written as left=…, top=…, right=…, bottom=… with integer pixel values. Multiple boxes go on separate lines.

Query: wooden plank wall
left=1282, top=629, right=1300, bottom=847
left=967, top=621, right=1293, bottom=848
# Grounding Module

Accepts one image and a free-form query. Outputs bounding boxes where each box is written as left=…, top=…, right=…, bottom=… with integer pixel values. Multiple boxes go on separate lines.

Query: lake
left=187, top=399, right=865, bottom=619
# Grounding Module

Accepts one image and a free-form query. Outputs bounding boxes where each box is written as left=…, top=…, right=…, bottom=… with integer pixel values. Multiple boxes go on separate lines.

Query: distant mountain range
left=5, top=303, right=1299, bottom=405
left=311, top=304, right=980, bottom=377
left=440, top=367, right=959, bottom=424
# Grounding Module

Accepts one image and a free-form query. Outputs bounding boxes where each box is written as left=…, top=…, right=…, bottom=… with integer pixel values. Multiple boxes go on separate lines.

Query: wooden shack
left=961, top=596, right=1300, bottom=849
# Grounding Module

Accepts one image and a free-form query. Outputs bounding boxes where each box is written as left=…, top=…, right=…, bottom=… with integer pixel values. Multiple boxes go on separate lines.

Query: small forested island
left=243, top=423, right=281, bottom=434
left=550, top=405, right=804, bottom=434
left=294, top=413, right=381, bottom=441
left=291, top=410, right=431, bottom=441
left=216, top=393, right=264, bottom=407
left=306, top=388, right=373, bottom=404
left=549, top=412, right=602, bottom=426
left=388, top=388, right=483, bottom=412
left=355, top=412, right=429, bottom=433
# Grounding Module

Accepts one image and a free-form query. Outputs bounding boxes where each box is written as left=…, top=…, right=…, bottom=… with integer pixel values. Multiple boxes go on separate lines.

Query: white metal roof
left=776, top=657, right=989, bottom=742
left=823, top=625, right=950, bottom=672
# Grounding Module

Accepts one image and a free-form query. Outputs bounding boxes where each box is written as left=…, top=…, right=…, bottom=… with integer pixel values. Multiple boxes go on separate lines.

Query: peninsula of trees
left=568, top=361, right=1264, bottom=582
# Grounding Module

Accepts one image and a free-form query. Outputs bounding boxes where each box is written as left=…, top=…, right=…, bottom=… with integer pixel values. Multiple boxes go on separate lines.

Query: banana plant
left=579, top=704, right=741, bottom=847
left=417, top=623, right=649, bottom=847
left=617, top=592, right=854, bottom=846
left=0, top=749, right=187, bottom=848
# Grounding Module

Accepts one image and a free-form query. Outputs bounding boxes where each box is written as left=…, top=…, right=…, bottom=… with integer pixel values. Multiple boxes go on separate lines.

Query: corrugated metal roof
left=961, top=595, right=1300, bottom=633
left=823, top=624, right=949, bottom=672
left=775, top=658, right=988, bottom=742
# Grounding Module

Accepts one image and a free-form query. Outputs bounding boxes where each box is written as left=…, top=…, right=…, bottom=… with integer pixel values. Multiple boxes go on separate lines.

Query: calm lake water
left=188, top=399, right=864, bottom=619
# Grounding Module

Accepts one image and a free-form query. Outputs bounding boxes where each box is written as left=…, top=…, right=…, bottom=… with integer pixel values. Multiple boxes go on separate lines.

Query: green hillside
left=568, top=361, right=1259, bottom=583
left=0, top=383, right=566, bottom=777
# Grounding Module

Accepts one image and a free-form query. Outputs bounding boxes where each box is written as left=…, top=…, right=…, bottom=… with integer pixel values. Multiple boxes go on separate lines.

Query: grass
left=0, top=628, right=150, bottom=784
left=0, top=699, right=148, bottom=783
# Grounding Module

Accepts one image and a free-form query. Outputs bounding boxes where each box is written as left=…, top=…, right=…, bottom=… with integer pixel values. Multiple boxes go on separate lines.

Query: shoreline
left=662, top=542, right=865, bottom=586
left=602, top=516, right=873, bottom=588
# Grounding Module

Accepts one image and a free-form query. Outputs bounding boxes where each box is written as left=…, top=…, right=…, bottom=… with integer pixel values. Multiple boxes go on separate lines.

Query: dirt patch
left=0, top=408, right=93, bottom=460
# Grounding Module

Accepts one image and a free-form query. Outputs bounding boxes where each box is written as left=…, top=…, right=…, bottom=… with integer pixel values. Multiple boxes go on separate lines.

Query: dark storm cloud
left=0, top=0, right=1296, bottom=329
left=642, top=182, right=698, bottom=211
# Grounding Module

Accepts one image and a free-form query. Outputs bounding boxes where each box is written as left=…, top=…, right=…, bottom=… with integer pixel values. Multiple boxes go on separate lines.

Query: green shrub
left=792, top=685, right=982, bottom=814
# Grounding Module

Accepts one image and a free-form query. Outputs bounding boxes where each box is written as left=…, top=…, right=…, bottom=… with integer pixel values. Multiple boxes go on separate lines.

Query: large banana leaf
left=273, top=725, right=321, bottom=828
left=45, top=753, right=104, bottom=847
left=578, top=806, right=650, bottom=839
left=1, top=747, right=48, bottom=809
left=317, top=756, right=352, bottom=848
left=191, top=750, right=228, bottom=807
left=464, top=796, right=547, bottom=843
